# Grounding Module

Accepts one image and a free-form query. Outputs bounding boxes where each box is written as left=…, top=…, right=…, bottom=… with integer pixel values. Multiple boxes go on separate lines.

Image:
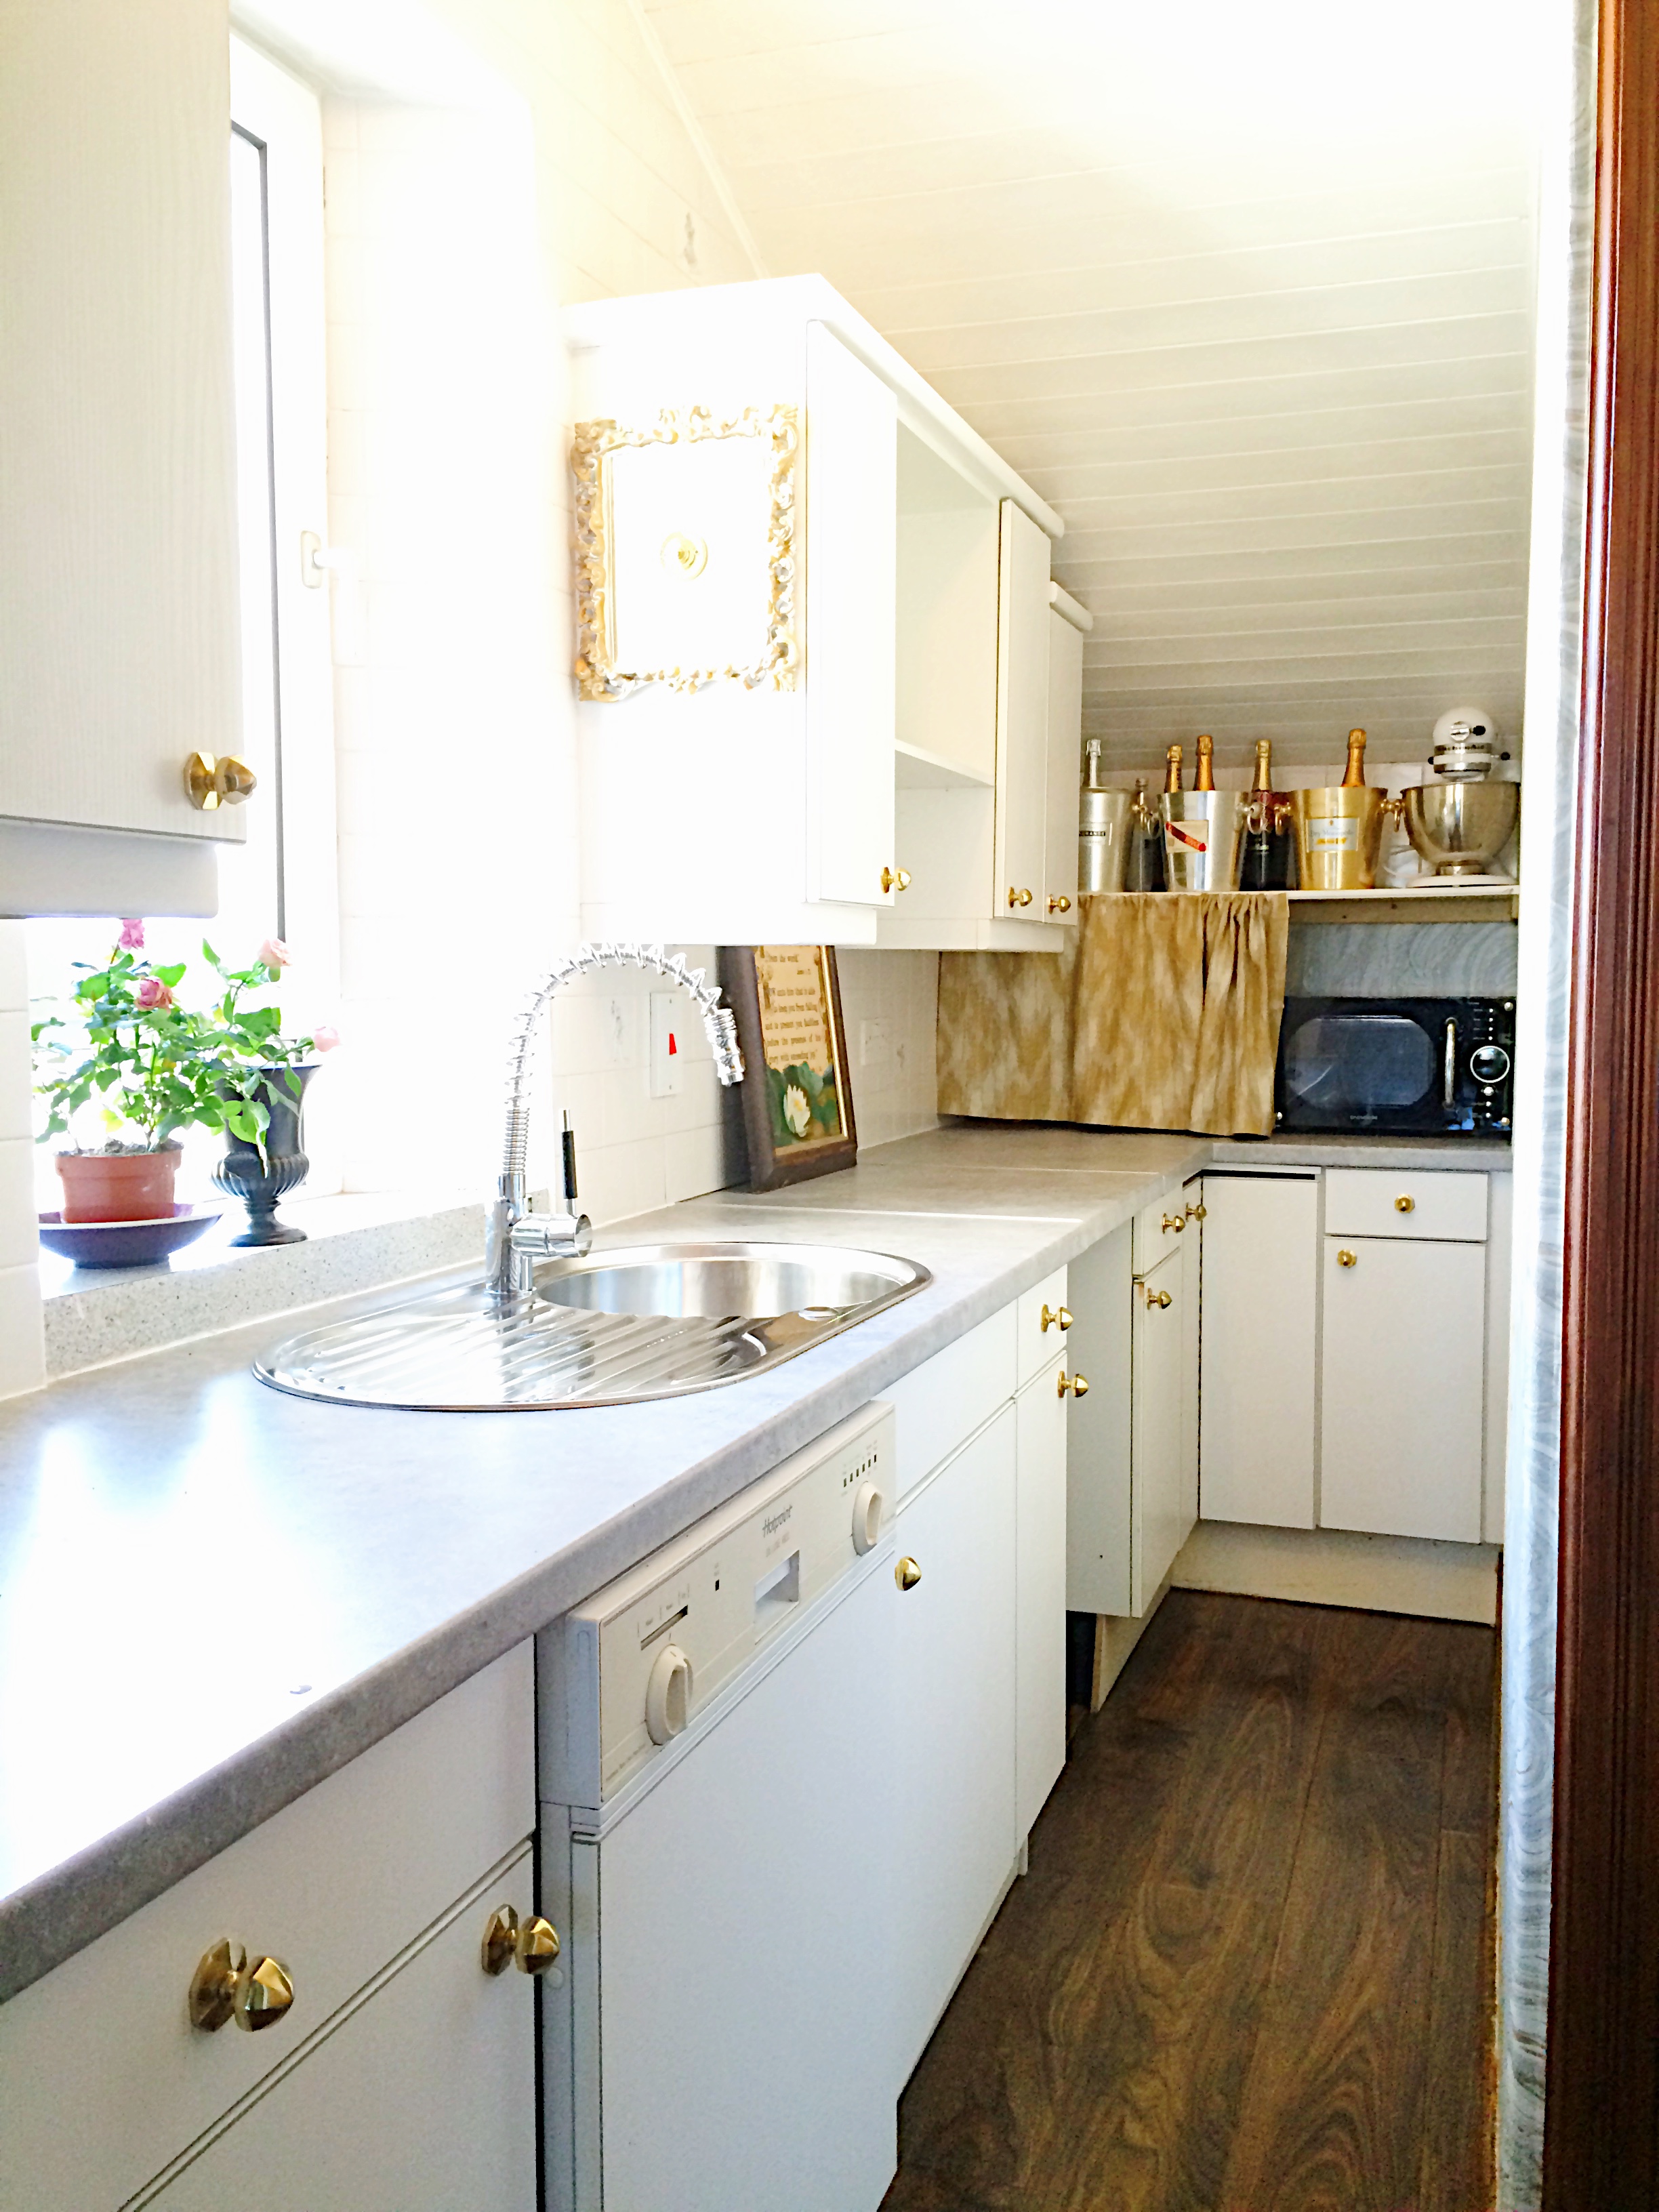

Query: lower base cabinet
left=892, top=1404, right=1019, bottom=2082
left=1015, top=1355, right=1069, bottom=1839
left=1320, top=1233, right=1486, bottom=1542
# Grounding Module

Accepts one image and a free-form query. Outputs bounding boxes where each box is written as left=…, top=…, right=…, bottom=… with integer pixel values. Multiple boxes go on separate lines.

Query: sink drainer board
left=255, top=1241, right=931, bottom=1412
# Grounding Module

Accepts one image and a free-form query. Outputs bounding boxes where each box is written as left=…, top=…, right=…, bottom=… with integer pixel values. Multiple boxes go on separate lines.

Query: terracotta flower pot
left=56, top=1148, right=181, bottom=1225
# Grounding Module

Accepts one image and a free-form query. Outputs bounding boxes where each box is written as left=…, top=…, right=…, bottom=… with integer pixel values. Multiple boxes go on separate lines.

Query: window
left=30, top=37, right=337, bottom=1204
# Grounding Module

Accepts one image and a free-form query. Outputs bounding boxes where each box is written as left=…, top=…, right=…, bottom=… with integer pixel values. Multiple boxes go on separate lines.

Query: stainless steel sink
left=255, top=1240, right=931, bottom=1412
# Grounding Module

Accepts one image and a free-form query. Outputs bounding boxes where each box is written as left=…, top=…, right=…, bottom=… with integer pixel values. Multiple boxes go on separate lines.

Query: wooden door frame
left=1545, top=0, right=1659, bottom=2199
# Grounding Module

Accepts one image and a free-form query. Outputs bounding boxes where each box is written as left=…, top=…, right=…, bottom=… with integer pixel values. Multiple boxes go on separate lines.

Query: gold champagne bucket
left=1290, top=786, right=1388, bottom=890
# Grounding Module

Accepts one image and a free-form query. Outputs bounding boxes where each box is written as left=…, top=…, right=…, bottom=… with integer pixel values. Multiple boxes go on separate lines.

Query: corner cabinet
left=563, top=276, right=1070, bottom=950
left=0, top=0, right=242, bottom=917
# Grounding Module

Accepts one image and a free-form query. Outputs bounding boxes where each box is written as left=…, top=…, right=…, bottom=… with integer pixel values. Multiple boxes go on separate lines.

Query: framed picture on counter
left=718, top=945, right=857, bottom=1190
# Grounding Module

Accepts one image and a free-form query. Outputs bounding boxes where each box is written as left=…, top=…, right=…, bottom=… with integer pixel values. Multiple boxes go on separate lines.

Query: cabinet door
left=1199, top=1174, right=1318, bottom=1528
left=1066, top=1221, right=1133, bottom=1617
left=1320, top=1235, right=1486, bottom=1542
left=144, top=1852, right=538, bottom=2211
left=893, top=1406, right=1017, bottom=2080
left=1042, top=606, right=1083, bottom=921
left=1132, top=1246, right=1191, bottom=1612
left=1015, top=1362, right=1069, bottom=1840
left=0, top=0, right=239, bottom=843
left=993, top=500, right=1052, bottom=914
left=805, top=320, right=897, bottom=908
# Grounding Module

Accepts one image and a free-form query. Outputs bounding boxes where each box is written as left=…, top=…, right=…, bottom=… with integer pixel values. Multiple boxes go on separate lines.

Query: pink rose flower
left=258, top=937, right=291, bottom=970
left=118, top=918, right=145, bottom=949
left=311, top=1024, right=340, bottom=1053
left=134, top=977, right=173, bottom=1010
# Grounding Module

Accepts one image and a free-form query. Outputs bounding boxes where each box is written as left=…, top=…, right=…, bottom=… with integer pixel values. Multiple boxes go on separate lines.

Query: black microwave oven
left=1275, top=996, right=1515, bottom=1136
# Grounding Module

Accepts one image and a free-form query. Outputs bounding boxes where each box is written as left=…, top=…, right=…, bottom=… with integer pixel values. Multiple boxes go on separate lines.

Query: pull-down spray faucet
left=485, top=943, right=745, bottom=1304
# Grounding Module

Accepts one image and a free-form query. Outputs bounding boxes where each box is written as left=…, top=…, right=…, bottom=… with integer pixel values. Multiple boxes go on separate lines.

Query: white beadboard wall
left=642, top=0, right=1541, bottom=775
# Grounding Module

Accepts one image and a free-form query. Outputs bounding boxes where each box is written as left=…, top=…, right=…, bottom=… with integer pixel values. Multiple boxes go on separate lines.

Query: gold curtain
left=937, top=893, right=1289, bottom=1136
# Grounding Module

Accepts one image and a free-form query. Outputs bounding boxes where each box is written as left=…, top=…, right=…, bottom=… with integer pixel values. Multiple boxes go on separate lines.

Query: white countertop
left=0, top=1124, right=1508, bottom=2003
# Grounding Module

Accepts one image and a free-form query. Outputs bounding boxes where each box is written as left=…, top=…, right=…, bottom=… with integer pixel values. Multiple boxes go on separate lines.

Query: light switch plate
left=651, top=993, right=686, bottom=1097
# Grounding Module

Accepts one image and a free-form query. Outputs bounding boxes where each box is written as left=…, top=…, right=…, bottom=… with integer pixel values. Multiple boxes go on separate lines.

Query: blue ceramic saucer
left=38, top=1204, right=222, bottom=1269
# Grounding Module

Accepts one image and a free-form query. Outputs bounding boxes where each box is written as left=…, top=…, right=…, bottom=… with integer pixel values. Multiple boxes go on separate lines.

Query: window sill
left=38, top=1186, right=483, bottom=1382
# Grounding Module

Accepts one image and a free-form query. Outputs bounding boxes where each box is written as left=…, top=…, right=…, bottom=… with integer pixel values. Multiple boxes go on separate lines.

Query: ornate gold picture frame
left=571, top=405, right=800, bottom=701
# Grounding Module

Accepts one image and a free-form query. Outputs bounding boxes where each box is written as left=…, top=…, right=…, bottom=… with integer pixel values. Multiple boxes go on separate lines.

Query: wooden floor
left=883, top=1590, right=1498, bottom=2212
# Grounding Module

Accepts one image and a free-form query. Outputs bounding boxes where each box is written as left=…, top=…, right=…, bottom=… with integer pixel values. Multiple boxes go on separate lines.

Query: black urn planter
left=213, top=1065, right=316, bottom=1246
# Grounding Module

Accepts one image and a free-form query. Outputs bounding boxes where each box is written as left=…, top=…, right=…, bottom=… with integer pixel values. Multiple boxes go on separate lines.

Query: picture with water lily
left=32, top=920, right=339, bottom=1226
left=718, top=943, right=858, bottom=1193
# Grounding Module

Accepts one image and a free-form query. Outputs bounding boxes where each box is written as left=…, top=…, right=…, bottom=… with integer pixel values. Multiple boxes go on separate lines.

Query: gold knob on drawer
left=1040, top=1303, right=1073, bottom=1333
left=184, top=752, right=258, bottom=811
left=895, top=1556, right=922, bottom=1591
left=1160, top=1212, right=1186, bottom=1233
left=1057, top=1370, right=1090, bottom=1397
left=1141, top=1284, right=1172, bottom=1309
left=1047, top=894, right=1072, bottom=914
left=188, top=1940, right=293, bottom=2032
left=1338, top=1248, right=1358, bottom=1267
left=1008, top=886, right=1033, bottom=908
left=880, top=866, right=912, bottom=894
left=1187, top=1200, right=1207, bottom=1221
left=481, top=1906, right=562, bottom=1977
left=1395, top=1193, right=1416, bottom=1213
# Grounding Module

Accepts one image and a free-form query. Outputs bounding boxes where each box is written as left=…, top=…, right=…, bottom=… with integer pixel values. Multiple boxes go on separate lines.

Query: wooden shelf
left=1285, top=886, right=1519, bottom=924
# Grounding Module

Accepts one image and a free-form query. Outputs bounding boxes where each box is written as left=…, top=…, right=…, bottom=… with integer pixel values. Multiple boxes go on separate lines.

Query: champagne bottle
left=1193, top=734, right=1215, bottom=791
left=1164, top=743, right=1183, bottom=793
left=1342, top=728, right=1368, bottom=787
left=1251, top=739, right=1273, bottom=793
left=1082, top=736, right=1105, bottom=790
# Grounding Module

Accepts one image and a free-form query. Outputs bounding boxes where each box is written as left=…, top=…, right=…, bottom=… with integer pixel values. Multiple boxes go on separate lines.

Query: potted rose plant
left=33, top=922, right=336, bottom=1231
left=201, top=937, right=339, bottom=1246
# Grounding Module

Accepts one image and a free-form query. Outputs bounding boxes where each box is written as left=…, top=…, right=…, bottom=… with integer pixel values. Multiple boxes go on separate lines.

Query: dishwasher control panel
left=541, top=1401, right=894, bottom=1809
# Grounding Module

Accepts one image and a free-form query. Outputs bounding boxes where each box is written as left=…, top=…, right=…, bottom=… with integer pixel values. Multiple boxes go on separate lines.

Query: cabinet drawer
left=1016, top=1265, right=1071, bottom=1389
left=0, top=1643, right=535, bottom=2211
left=1132, top=1188, right=1195, bottom=1273
left=1324, top=1168, right=1488, bottom=1242
left=882, top=1303, right=1017, bottom=1498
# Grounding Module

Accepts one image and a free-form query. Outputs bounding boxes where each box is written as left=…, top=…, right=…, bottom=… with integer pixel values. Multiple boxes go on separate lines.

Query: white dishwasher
left=538, top=1403, right=899, bottom=2212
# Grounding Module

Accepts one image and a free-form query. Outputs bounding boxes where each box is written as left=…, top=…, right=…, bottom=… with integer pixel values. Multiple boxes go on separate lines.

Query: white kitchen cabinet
left=1132, top=1242, right=1194, bottom=1609
left=1065, top=1221, right=1134, bottom=1618
left=1015, top=1335, right=1071, bottom=1840
left=0, top=0, right=241, bottom=914
left=142, top=1849, right=538, bottom=2211
left=1199, top=1173, right=1319, bottom=1528
left=995, top=500, right=1054, bottom=917
left=0, top=1648, right=535, bottom=2210
left=892, top=1405, right=1019, bottom=2080
left=1321, top=1233, right=1487, bottom=1542
left=1042, top=596, right=1086, bottom=923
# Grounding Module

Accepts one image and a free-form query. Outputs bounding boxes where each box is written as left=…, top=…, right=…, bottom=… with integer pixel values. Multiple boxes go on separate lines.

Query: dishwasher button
left=851, top=1480, right=885, bottom=1555
left=646, top=1644, right=693, bottom=1744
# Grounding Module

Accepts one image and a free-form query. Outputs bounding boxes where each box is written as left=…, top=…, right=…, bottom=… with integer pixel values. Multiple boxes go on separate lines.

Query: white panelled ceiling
left=643, top=0, right=1542, bottom=771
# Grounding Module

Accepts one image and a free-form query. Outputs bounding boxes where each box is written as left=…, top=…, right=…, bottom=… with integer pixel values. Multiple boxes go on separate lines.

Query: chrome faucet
left=485, top=943, right=745, bottom=1304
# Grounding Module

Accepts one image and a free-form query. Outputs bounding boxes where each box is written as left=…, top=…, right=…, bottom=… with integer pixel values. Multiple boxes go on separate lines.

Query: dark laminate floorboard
left=883, top=1593, right=1498, bottom=2212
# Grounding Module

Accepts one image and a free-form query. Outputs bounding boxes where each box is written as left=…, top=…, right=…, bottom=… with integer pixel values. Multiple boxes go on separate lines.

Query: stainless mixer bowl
left=1403, top=782, right=1519, bottom=878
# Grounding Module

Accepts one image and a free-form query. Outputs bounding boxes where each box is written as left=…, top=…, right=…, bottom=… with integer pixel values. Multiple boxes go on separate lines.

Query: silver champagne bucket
left=1079, top=786, right=1132, bottom=893
left=1159, top=790, right=1244, bottom=891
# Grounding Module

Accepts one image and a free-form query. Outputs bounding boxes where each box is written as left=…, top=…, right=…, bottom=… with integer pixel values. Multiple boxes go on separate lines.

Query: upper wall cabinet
left=564, top=277, right=1065, bottom=949
left=0, top=0, right=241, bottom=914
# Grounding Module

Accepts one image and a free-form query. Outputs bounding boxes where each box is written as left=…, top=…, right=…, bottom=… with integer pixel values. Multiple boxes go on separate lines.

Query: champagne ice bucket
left=1291, top=787, right=1387, bottom=890
left=1402, top=782, right=1519, bottom=879
left=1080, top=787, right=1132, bottom=893
left=1159, top=791, right=1244, bottom=892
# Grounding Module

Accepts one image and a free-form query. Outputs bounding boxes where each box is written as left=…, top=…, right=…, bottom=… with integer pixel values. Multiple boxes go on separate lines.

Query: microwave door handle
left=1443, top=1017, right=1457, bottom=1108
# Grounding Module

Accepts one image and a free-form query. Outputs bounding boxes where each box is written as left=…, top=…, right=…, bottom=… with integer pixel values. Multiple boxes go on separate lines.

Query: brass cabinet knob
left=895, top=1555, right=922, bottom=1591
left=880, top=867, right=912, bottom=894
left=1395, top=1193, right=1416, bottom=1213
left=1047, top=894, right=1072, bottom=914
left=1337, top=1249, right=1358, bottom=1268
left=1160, top=1212, right=1186, bottom=1233
left=1186, top=1200, right=1207, bottom=1221
left=1040, top=1302, right=1073, bottom=1333
left=1057, top=1370, right=1090, bottom=1398
left=480, top=1906, right=562, bottom=1977
left=1140, top=1284, right=1172, bottom=1309
left=188, top=1940, right=293, bottom=2033
left=184, top=752, right=258, bottom=811
left=1007, top=886, right=1033, bottom=908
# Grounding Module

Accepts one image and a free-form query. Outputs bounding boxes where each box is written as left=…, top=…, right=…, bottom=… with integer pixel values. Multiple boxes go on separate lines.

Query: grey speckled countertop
left=0, top=1123, right=1509, bottom=2005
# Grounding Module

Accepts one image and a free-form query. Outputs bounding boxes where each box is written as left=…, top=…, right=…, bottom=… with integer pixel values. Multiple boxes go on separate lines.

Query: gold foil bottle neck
left=1164, top=744, right=1183, bottom=794
left=1252, top=739, right=1273, bottom=794
left=1342, top=728, right=1368, bottom=788
left=1130, top=775, right=1154, bottom=828
left=1193, top=734, right=1215, bottom=792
